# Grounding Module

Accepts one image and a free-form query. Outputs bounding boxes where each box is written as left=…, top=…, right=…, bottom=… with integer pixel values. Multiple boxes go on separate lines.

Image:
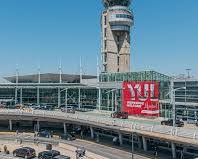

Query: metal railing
left=0, top=109, right=197, bottom=142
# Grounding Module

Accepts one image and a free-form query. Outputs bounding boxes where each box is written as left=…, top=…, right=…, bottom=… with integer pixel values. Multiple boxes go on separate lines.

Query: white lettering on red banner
left=122, top=81, right=160, bottom=117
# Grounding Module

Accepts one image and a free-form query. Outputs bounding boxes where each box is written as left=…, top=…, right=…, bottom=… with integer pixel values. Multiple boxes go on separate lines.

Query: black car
left=111, top=112, right=129, bottom=119
left=38, top=150, right=60, bottom=159
left=13, top=147, right=36, bottom=159
left=38, top=130, right=53, bottom=138
left=195, top=121, right=198, bottom=127
left=53, top=155, right=71, bottom=159
left=161, top=119, right=184, bottom=127
left=61, top=106, right=75, bottom=114
left=59, top=133, right=76, bottom=141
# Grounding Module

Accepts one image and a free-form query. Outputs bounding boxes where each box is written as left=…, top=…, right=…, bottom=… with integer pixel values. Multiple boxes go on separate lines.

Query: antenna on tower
left=80, top=57, right=82, bottom=83
left=59, top=59, right=62, bottom=83
left=38, top=64, right=41, bottom=84
left=16, top=64, right=19, bottom=84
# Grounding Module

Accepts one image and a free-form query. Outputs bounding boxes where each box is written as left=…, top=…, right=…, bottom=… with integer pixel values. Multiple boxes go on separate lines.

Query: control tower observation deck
left=101, top=0, right=134, bottom=73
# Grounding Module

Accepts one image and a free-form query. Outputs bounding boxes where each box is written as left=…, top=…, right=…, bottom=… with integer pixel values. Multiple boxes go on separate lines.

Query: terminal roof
left=4, top=73, right=96, bottom=83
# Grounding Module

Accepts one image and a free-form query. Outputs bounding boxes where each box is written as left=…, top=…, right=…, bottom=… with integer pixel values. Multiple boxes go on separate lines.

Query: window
left=104, top=53, right=107, bottom=62
left=104, top=28, right=107, bottom=37
left=117, top=56, right=120, bottom=66
left=116, top=14, right=133, bottom=20
left=104, top=16, right=107, bottom=25
left=104, top=65, right=107, bottom=72
left=117, top=68, right=119, bottom=72
left=104, top=40, right=107, bottom=49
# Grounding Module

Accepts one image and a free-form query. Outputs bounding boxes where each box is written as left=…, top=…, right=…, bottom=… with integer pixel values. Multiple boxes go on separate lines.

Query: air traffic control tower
left=101, top=0, right=133, bottom=73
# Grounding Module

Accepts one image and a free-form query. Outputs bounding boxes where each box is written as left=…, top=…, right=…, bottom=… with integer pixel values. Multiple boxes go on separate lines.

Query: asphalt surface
left=0, top=133, right=151, bottom=159
left=65, top=139, right=150, bottom=159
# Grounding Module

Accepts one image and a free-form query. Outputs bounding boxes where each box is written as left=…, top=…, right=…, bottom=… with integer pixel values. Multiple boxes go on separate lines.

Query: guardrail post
left=171, top=127, right=174, bottom=136
left=86, top=116, right=89, bottom=121
left=133, top=124, right=136, bottom=130
left=130, top=123, right=133, bottom=130
left=193, top=132, right=196, bottom=139
left=151, top=126, right=154, bottom=132
left=175, top=128, right=178, bottom=136
left=121, top=122, right=124, bottom=128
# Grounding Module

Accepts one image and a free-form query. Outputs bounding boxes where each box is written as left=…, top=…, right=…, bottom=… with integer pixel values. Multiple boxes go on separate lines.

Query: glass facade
left=99, top=71, right=171, bottom=112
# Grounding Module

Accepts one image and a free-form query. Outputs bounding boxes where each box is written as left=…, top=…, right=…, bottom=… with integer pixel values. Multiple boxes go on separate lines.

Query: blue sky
left=0, top=0, right=198, bottom=77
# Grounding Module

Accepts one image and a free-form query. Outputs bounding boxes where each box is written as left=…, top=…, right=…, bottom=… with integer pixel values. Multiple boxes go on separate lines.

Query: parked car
left=111, top=112, right=128, bottom=119
left=161, top=119, right=184, bottom=127
left=53, top=155, right=70, bottom=159
left=76, top=147, right=86, bottom=157
left=15, top=104, right=25, bottom=109
left=39, top=105, right=54, bottom=111
left=38, top=150, right=60, bottom=159
left=195, top=121, right=198, bottom=127
left=38, top=130, right=53, bottom=138
left=59, top=133, right=76, bottom=141
left=61, top=106, right=75, bottom=114
left=0, top=104, right=6, bottom=109
left=13, top=147, right=36, bottom=159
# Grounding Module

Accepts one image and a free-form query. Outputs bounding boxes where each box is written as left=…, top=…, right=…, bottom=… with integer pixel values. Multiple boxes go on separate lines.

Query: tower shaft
left=101, top=0, right=133, bottom=73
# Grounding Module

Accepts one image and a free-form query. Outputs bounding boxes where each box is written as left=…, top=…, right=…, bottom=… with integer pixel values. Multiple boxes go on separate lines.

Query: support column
left=63, top=123, right=67, bottom=134
left=118, top=132, right=123, bottom=145
left=65, top=89, right=68, bottom=107
left=90, top=126, right=94, bottom=139
left=138, top=136, right=143, bottom=149
left=142, top=136, right=147, bottom=152
left=78, top=88, right=81, bottom=109
left=171, top=142, right=176, bottom=159
left=15, top=88, right=18, bottom=105
left=107, top=93, right=110, bottom=111
left=111, top=91, right=114, bottom=111
left=98, top=88, right=101, bottom=111
left=20, top=88, right=23, bottom=104
left=58, top=88, right=61, bottom=108
left=9, top=120, right=12, bottom=131
left=37, top=121, right=40, bottom=132
left=115, top=91, right=117, bottom=112
left=37, top=87, right=40, bottom=105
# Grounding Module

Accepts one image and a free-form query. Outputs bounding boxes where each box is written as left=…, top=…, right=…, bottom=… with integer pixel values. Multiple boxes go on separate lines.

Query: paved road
left=63, top=139, right=150, bottom=159
left=0, top=133, right=151, bottom=159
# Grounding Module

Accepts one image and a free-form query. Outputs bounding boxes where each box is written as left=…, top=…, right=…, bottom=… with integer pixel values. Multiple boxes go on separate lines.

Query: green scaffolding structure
left=99, top=71, right=171, bottom=111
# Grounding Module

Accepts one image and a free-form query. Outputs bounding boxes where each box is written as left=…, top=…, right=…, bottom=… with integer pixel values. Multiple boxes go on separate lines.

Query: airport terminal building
left=0, top=0, right=197, bottom=122
left=0, top=71, right=197, bottom=122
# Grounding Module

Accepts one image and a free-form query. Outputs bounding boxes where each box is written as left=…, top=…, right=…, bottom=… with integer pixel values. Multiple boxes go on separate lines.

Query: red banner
left=122, top=81, right=160, bottom=117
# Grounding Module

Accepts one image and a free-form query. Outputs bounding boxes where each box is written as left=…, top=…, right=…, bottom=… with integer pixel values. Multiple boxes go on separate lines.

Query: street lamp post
left=167, top=80, right=186, bottom=128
